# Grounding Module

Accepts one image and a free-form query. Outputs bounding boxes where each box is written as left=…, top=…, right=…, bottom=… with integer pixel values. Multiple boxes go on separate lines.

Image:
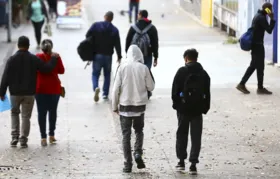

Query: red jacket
left=130, top=0, right=139, bottom=2
left=36, top=53, right=65, bottom=94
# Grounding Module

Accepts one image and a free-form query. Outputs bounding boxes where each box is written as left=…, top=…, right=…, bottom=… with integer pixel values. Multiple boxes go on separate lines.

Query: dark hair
left=139, top=10, right=148, bottom=18
left=183, top=48, right=199, bottom=61
left=18, top=36, right=30, bottom=48
left=262, top=2, right=272, bottom=10
left=105, top=11, right=114, bottom=21
left=41, top=39, right=53, bottom=53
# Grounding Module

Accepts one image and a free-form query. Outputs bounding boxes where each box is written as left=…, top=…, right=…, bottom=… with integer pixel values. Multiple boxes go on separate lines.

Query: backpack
left=131, top=24, right=153, bottom=56
left=239, top=27, right=254, bottom=51
left=77, top=36, right=94, bottom=62
left=182, top=69, right=205, bottom=114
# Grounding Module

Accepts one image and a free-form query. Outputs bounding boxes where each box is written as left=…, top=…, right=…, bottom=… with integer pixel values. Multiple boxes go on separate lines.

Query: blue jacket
left=86, top=21, right=122, bottom=59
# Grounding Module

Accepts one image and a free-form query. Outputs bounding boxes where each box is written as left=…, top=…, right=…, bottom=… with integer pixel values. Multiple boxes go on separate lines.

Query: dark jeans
left=240, top=44, right=265, bottom=89
left=120, top=114, right=144, bottom=166
left=92, top=54, right=112, bottom=96
left=129, top=2, right=139, bottom=23
left=35, top=94, right=60, bottom=139
left=32, top=20, right=44, bottom=45
left=176, top=112, right=203, bottom=164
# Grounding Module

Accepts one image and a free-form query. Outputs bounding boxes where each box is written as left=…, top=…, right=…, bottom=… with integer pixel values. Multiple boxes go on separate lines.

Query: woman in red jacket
left=36, top=39, right=65, bottom=146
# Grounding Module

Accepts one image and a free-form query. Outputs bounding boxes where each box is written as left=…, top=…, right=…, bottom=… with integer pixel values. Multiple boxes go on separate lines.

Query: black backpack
left=182, top=69, right=206, bottom=114
left=77, top=36, right=94, bottom=62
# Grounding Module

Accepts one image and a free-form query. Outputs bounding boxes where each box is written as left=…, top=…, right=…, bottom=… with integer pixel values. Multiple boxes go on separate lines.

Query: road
left=1, top=0, right=280, bottom=178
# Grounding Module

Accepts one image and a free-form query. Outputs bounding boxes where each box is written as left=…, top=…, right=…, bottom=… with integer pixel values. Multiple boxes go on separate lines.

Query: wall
left=201, top=0, right=213, bottom=26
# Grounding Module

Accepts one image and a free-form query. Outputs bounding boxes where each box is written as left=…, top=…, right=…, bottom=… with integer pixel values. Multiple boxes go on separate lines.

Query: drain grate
left=0, top=166, right=23, bottom=172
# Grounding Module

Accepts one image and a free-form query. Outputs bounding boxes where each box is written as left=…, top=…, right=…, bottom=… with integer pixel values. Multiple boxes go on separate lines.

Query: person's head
left=17, top=36, right=30, bottom=50
left=138, top=10, right=148, bottom=20
left=104, top=11, right=114, bottom=22
left=262, top=2, right=273, bottom=14
left=183, top=48, right=199, bottom=63
left=41, top=39, right=53, bottom=54
left=127, top=45, right=144, bottom=63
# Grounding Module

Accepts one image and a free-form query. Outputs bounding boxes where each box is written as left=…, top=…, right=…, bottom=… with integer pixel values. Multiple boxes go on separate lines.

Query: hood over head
left=126, top=45, right=144, bottom=63
left=185, top=62, right=204, bottom=73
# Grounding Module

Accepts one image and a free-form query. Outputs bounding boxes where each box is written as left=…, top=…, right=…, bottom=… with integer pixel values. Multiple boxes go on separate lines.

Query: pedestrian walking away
left=27, top=0, right=49, bottom=49
left=112, top=45, right=155, bottom=173
left=171, top=49, right=211, bottom=175
left=46, top=0, right=58, bottom=19
left=86, top=11, right=122, bottom=102
left=237, top=2, right=275, bottom=95
left=125, top=10, right=158, bottom=99
left=35, top=39, right=65, bottom=147
left=129, top=0, right=139, bottom=23
left=0, top=36, right=59, bottom=148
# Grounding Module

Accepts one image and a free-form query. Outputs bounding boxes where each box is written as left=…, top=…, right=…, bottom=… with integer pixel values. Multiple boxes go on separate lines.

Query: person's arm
left=112, top=66, right=122, bottom=112
left=260, top=15, right=276, bottom=34
left=150, top=26, right=159, bottom=59
left=125, top=27, right=134, bottom=53
left=0, top=58, right=11, bottom=97
left=203, top=72, right=211, bottom=114
left=171, top=68, right=183, bottom=110
left=114, top=29, right=122, bottom=60
left=145, top=67, right=155, bottom=92
left=36, top=54, right=58, bottom=73
left=57, top=56, right=65, bottom=74
left=86, top=23, right=96, bottom=38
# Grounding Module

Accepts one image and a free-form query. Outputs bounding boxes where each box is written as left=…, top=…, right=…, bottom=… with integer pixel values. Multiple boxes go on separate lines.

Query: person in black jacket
left=125, top=10, right=158, bottom=69
left=172, top=49, right=210, bottom=175
left=237, top=2, right=275, bottom=95
left=0, top=36, right=58, bottom=148
left=86, top=11, right=122, bottom=102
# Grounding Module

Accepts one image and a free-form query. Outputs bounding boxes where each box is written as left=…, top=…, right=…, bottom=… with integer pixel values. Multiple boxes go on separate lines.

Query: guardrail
left=213, top=2, right=238, bottom=36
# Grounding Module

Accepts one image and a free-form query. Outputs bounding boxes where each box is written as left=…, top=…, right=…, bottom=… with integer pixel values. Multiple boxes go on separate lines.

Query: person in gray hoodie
left=112, top=45, right=155, bottom=173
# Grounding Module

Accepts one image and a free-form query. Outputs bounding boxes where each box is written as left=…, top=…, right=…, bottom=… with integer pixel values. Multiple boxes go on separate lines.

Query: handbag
left=60, top=86, right=65, bottom=98
left=44, top=23, right=52, bottom=37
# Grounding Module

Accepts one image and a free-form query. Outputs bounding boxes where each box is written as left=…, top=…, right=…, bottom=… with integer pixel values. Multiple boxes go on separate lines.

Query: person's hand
left=113, top=110, right=119, bottom=115
left=0, top=96, right=5, bottom=101
left=269, top=12, right=274, bottom=20
left=153, top=58, right=158, bottom=67
left=117, top=58, right=122, bottom=64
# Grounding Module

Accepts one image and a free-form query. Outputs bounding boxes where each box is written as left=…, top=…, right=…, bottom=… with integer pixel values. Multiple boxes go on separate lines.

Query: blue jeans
left=92, top=54, right=112, bottom=96
left=144, top=56, right=153, bottom=70
left=35, top=94, right=60, bottom=139
left=129, top=2, right=139, bottom=22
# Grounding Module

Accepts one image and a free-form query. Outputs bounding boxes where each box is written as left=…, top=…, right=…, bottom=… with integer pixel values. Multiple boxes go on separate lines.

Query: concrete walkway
left=0, top=0, right=280, bottom=178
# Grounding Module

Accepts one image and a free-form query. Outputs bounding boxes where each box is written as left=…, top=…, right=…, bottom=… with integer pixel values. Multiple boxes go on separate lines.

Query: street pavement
left=1, top=0, right=280, bottom=178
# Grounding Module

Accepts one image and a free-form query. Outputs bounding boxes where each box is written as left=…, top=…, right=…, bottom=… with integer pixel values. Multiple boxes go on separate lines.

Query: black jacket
left=0, top=50, right=58, bottom=96
left=86, top=21, right=122, bottom=59
left=252, top=10, right=276, bottom=44
left=172, top=62, right=211, bottom=115
left=125, top=19, right=159, bottom=58
left=27, top=0, right=49, bottom=22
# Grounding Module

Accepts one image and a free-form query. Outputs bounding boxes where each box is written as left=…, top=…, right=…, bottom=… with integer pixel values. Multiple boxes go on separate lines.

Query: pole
left=7, top=0, right=11, bottom=42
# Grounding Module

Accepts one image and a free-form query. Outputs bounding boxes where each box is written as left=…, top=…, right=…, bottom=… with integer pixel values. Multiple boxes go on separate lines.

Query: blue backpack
left=239, top=27, right=254, bottom=51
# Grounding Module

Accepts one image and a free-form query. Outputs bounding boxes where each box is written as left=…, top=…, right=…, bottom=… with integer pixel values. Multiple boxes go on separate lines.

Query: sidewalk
left=0, top=0, right=280, bottom=178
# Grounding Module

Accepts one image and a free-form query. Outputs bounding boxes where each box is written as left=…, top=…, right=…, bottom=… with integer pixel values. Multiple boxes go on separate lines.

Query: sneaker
left=236, top=84, right=250, bottom=94
left=41, top=139, right=47, bottom=146
left=10, top=138, right=18, bottom=147
left=94, top=87, right=100, bottom=102
left=49, top=136, right=57, bottom=144
left=257, top=88, right=272, bottom=95
left=19, top=137, right=28, bottom=148
left=103, top=95, right=108, bottom=100
left=123, top=162, right=132, bottom=173
left=189, top=164, right=197, bottom=175
left=175, top=161, right=185, bottom=171
left=20, top=142, right=28, bottom=148
left=134, top=154, right=146, bottom=169
left=148, top=91, right=152, bottom=100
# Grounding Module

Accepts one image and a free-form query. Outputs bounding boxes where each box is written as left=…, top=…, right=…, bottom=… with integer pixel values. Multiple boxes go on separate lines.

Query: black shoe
left=148, top=91, right=152, bottom=100
left=134, top=154, right=146, bottom=169
left=10, top=138, right=18, bottom=147
left=189, top=164, right=197, bottom=175
left=20, top=143, right=28, bottom=148
left=257, top=88, right=272, bottom=95
left=236, top=84, right=250, bottom=94
left=123, top=162, right=132, bottom=173
left=175, top=161, right=185, bottom=171
left=103, top=95, right=108, bottom=100
left=19, top=137, right=28, bottom=148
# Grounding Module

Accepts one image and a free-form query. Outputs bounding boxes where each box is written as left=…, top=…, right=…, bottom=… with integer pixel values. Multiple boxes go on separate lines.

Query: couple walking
left=0, top=36, right=64, bottom=148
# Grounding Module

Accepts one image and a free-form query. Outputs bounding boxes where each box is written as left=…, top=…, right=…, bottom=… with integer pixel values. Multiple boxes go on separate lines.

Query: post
left=7, top=0, right=11, bottom=42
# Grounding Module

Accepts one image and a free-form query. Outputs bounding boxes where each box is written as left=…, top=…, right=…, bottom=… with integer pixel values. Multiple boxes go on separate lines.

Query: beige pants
left=10, top=96, right=34, bottom=141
